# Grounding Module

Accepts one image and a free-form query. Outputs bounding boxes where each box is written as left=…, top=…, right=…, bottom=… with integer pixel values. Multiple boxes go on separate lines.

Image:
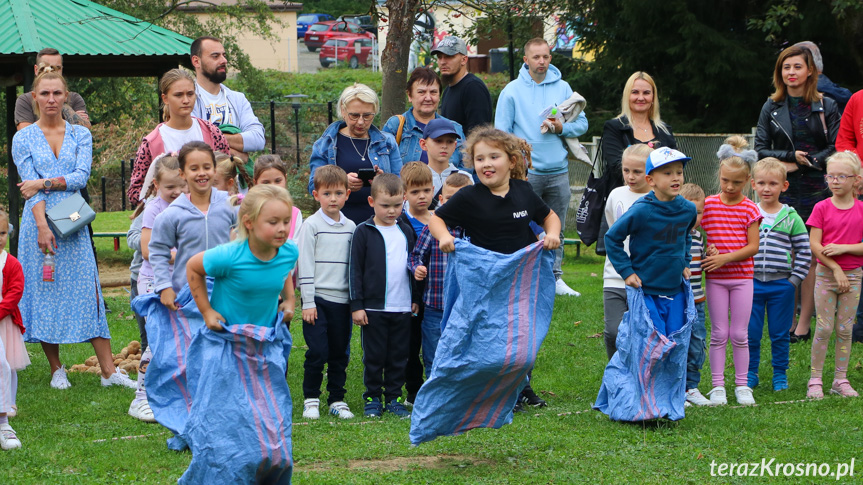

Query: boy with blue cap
left=605, top=147, right=698, bottom=336
left=419, top=118, right=470, bottom=209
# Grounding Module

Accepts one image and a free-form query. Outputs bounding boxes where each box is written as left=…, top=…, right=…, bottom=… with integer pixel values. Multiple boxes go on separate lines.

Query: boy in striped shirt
left=680, top=183, right=711, bottom=406
left=747, top=158, right=811, bottom=391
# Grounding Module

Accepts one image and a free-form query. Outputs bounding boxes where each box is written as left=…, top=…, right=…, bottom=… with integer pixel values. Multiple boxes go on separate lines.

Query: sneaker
left=519, top=388, right=548, bottom=408
left=747, top=372, right=759, bottom=389
left=555, top=279, right=581, bottom=297
left=329, top=401, right=354, bottom=419
left=385, top=398, right=411, bottom=418
left=807, top=379, right=824, bottom=400
left=0, top=424, right=21, bottom=450
left=302, top=398, right=320, bottom=420
left=735, top=386, right=756, bottom=406
left=128, top=398, right=156, bottom=423
left=830, top=380, right=859, bottom=398
left=404, top=392, right=417, bottom=408
left=8, top=406, right=16, bottom=418
left=684, top=401, right=692, bottom=408
left=707, top=386, right=727, bottom=405
left=685, top=388, right=712, bottom=406
left=773, top=373, right=789, bottom=392
left=101, top=369, right=137, bottom=389
left=50, top=366, right=71, bottom=390
left=363, top=397, right=383, bottom=418
left=513, top=401, right=526, bottom=413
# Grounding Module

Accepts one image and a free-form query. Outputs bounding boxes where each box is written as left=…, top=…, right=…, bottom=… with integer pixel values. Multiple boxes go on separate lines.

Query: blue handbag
left=46, top=192, right=95, bottom=237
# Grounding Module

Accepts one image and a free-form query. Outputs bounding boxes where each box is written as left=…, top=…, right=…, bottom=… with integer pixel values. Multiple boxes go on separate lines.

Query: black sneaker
left=513, top=401, right=526, bottom=413
left=520, top=388, right=548, bottom=408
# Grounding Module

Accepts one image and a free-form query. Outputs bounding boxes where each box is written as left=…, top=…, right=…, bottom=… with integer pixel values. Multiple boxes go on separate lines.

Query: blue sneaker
left=747, top=371, right=759, bottom=389
left=773, top=373, right=788, bottom=391
left=364, top=397, right=382, bottom=418
left=385, top=398, right=411, bottom=418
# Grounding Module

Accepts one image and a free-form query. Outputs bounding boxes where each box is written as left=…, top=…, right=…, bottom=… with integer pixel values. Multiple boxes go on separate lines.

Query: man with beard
left=190, top=36, right=265, bottom=162
left=432, top=36, right=492, bottom=136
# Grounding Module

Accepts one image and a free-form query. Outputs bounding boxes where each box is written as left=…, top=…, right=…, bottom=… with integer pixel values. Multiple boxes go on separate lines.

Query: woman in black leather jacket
left=755, top=44, right=840, bottom=342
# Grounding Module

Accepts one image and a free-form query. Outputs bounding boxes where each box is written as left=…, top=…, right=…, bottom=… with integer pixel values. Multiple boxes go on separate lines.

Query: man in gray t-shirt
left=15, top=48, right=90, bottom=131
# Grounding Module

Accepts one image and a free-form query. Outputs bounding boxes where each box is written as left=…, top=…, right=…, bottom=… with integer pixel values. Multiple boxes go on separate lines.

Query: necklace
left=347, top=134, right=370, bottom=162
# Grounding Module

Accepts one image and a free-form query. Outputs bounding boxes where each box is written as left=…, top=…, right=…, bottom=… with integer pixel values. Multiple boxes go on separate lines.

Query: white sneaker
left=303, top=398, right=320, bottom=420
left=555, top=279, right=581, bottom=296
left=50, top=366, right=71, bottom=390
left=735, top=386, right=756, bottom=406
left=0, top=424, right=21, bottom=450
left=329, top=401, right=354, bottom=419
left=101, top=369, right=137, bottom=389
left=685, top=388, right=713, bottom=406
left=707, top=386, right=727, bottom=405
left=128, top=398, right=156, bottom=423
left=8, top=406, right=16, bottom=418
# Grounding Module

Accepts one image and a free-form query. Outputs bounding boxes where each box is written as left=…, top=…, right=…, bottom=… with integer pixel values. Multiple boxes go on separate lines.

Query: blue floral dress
left=12, top=123, right=109, bottom=343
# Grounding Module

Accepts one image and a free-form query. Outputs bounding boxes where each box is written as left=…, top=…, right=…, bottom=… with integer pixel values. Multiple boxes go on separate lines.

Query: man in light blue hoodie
left=494, top=38, right=588, bottom=297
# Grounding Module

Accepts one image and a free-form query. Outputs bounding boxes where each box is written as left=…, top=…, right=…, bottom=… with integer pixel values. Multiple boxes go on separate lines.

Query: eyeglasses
left=824, top=174, right=853, bottom=183
left=346, top=112, right=375, bottom=122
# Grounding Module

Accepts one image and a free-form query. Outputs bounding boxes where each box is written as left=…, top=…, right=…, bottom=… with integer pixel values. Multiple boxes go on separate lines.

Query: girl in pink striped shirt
left=700, top=137, right=762, bottom=406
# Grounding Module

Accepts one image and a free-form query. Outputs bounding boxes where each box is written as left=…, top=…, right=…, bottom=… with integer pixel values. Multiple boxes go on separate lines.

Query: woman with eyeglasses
left=308, top=83, right=403, bottom=224
left=755, top=44, right=840, bottom=343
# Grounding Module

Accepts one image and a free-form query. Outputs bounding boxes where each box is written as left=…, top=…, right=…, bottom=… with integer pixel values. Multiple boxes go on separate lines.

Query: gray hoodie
left=149, top=189, right=236, bottom=293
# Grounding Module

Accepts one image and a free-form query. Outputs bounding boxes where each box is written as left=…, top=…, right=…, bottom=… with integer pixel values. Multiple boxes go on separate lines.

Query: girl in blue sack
left=411, top=127, right=559, bottom=445
left=180, top=184, right=297, bottom=484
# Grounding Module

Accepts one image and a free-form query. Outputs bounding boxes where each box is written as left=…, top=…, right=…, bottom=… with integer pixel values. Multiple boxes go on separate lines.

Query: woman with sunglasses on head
left=308, top=83, right=403, bottom=224
left=755, top=44, right=840, bottom=343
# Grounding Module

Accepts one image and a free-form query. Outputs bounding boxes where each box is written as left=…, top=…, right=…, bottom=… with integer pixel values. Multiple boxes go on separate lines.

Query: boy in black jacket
left=350, top=173, right=418, bottom=418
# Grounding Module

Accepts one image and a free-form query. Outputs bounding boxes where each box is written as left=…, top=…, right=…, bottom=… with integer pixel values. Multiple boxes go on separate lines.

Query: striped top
left=701, top=195, right=762, bottom=279
left=689, top=230, right=705, bottom=303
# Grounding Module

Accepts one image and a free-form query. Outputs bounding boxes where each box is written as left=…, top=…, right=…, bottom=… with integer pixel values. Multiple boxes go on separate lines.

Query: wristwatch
left=43, top=179, right=52, bottom=190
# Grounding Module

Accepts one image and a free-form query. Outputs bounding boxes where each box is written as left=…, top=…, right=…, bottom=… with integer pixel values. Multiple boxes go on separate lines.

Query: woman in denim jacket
left=308, top=83, right=403, bottom=224
left=381, top=67, right=465, bottom=169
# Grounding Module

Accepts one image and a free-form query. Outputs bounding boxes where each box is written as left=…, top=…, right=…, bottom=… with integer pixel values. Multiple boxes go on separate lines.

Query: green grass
left=3, top=239, right=863, bottom=483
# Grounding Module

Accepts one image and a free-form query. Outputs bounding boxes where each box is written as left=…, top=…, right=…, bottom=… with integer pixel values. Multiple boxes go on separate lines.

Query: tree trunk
left=380, top=0, right=420, bottom=121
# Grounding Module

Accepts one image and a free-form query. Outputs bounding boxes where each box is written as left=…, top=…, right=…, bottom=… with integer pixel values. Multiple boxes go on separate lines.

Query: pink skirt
left=0, top=317, right=30, bottom=370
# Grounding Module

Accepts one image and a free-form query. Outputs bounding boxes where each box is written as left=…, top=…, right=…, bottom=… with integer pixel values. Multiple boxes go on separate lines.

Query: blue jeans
left=643, top=291, right=687, bottom=336
left=748, top=279, right=795, bottom=376
left=421, top=307, right=444, bottom=378
left=527, top=171, right=569, bottom=278
left=686, top=301, right=706, bottom=390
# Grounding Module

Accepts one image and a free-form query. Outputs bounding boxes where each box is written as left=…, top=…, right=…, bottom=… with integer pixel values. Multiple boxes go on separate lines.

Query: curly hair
left=462, top=125, right=532, bottom=181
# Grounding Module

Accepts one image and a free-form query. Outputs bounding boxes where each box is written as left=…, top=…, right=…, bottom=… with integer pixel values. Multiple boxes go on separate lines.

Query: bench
left=93, top=232, right=126, bottom=251
left=563, top=237, right=581, bottom=257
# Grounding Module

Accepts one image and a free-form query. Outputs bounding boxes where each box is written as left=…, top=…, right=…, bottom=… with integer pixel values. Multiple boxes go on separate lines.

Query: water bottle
left=42, top=250, right=55, bottom=282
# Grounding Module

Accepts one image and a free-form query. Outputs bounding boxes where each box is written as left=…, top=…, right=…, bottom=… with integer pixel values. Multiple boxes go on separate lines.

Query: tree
left=379, top=0, right=422, bottom=120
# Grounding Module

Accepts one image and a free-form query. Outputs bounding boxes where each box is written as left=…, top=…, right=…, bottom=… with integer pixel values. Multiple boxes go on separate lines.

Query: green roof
left=0, top=0, right=192, bottom=57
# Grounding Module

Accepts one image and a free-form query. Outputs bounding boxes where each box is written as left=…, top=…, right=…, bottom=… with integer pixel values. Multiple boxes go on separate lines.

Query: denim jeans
left=421, top=307, right=444, bottom=378
left=686, top=301, right=707, bottom=390
left=527, top=171, right=569, bottom=278
left=748, top=279, right=794, bottom=377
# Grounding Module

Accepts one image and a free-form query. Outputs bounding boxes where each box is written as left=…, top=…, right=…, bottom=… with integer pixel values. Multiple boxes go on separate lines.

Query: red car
left=304, top=21, right=373, bottom=52
left=319, top=37, right=376, bottom=69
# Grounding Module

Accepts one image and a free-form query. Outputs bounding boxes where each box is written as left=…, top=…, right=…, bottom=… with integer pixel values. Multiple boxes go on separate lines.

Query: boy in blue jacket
left=605, top=147, right=697, bottom=336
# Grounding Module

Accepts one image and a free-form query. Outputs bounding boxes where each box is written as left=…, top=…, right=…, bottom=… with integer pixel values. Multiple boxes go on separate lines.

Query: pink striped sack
left=178, top=320, right=293, bottom=484
left=409, top=240, right=554, bottom=445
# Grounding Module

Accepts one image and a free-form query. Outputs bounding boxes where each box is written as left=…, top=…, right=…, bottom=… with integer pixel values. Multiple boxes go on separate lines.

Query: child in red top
left=0, top=207, right=27, bottom=450
left=805, top=151, right=863, bottom=399
left=700, top=136, right=761, bottom=406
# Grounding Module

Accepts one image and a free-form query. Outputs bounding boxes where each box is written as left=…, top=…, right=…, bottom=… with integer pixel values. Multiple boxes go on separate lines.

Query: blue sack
left=409, top=240, right=554, bottom=445
left=131, top=281, right=210, bottom=450
left=593, top=285, right=694, bottom=421
left=178, top=320, right=293, bottom=484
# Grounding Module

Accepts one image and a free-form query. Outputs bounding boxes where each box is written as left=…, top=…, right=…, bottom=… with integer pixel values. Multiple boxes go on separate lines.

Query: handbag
left=575, top=136, right=612, bottom=247
left=46, top=192, right=95, bottom=238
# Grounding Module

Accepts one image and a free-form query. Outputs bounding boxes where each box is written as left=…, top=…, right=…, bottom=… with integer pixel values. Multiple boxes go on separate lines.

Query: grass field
left=2, top=215, right=862, bottom=483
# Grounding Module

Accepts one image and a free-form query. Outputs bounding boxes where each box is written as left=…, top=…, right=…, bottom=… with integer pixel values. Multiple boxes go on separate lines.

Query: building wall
left=190, top=11, right=299, bottom=72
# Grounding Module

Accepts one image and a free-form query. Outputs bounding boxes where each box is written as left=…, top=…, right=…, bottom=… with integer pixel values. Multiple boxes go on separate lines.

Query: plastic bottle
left=42, top=249, right=55, bottom=282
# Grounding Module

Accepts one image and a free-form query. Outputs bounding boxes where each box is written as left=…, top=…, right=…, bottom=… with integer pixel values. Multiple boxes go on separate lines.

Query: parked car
left=319, top=36, right=375, bottom=69
left=297, top=13, right=334, bottom=38
left=338, top=15, right=376, bottom=34
left=304, top=21, right=373, bottom=52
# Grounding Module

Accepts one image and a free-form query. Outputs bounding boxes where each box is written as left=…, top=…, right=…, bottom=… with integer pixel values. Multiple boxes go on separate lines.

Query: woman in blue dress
left=12, top=69, right=135, bottom=390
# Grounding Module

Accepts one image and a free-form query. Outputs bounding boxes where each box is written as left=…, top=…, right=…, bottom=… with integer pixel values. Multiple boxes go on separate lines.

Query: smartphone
left=358, top=168, right=376, bottom=187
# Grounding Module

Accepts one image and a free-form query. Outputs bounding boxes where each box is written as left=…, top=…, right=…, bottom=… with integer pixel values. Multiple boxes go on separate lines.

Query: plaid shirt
left=408, top=225, right=462, bottom=309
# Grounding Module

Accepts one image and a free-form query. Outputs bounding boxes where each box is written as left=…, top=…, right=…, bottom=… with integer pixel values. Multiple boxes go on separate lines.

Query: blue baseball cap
left=645, top=147, right=691, bottom=174
left=422, top=118, right=460, bottom=140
